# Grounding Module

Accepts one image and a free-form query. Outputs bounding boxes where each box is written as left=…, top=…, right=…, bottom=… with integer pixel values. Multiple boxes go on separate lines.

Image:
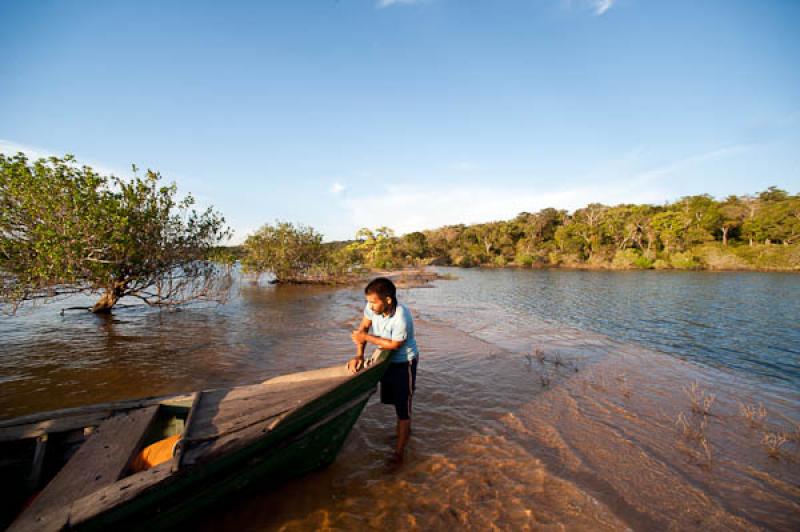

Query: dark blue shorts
left=380, top=358, right=418, bottom=420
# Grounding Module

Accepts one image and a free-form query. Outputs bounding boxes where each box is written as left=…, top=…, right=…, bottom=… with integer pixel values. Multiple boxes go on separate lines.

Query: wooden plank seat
left=179, top=376, right=350, bottom=467
left=9, top=405, right=159, bottom=532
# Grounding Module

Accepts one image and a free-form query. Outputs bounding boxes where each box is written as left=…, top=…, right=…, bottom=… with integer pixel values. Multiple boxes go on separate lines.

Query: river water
left=1, top=268, right=798, bottom=530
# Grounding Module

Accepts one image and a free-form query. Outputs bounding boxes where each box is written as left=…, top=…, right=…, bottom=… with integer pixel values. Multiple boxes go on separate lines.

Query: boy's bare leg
left=394, top=419, right=411, bottom=461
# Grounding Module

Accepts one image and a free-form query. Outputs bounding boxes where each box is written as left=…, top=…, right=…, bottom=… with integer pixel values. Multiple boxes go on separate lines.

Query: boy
left=348, top=277, right=418, bottom=463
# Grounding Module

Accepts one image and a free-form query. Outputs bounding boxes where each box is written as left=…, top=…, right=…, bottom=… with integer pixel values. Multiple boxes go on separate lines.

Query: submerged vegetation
left=1, top=154, right=231, bottom=313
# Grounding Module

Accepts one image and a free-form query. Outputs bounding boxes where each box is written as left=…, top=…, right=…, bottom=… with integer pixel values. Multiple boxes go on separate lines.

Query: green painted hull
left=84, top=393, right=371, bottom=531
left=78, top=355, right=389, bottom=530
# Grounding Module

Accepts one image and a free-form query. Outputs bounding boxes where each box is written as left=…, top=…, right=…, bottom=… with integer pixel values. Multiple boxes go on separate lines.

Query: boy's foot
left=384, top=451, right=404, bottom=471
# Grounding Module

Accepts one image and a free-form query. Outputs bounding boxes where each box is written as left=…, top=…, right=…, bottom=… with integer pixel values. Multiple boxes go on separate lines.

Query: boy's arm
left=355, top=316, right=372, bottom=358
left=351, top=330, right=404, bottom=351
left=347, top=317, right=372, bottom=373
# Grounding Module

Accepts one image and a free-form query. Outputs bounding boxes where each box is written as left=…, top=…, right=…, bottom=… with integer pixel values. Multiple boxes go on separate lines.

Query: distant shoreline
left=451, top=261, right=800, bottom=273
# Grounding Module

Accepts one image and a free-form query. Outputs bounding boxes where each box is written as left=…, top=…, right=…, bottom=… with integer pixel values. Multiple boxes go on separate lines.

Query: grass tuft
left=739, top=402, right=768, bottom=427
left=685, top=381, right=715, bottom=416
left=675, top=411, right=713, bottom=470
left=761, top=432, right=788, bottom=459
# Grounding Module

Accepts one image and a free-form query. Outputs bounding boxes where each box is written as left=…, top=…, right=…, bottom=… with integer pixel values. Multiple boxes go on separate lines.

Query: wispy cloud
left=339, top=144, right=752, bottom=236
left=592, top=0, right=615, bottom=16
left=342, top=181, right=664, bottom=236
left=563, top=0, right=616, bottom=16
left=331, top=181, right=347, bottom=195
left=628, top=144, right=754, bottom=185
left=0, top=139, right=129, bottom=178
left=377, top=0, right=423, bottom=9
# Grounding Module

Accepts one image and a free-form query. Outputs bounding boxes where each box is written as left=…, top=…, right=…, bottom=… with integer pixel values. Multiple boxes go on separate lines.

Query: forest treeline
left=411, top=187, right=800, bottom=270
left=7, top=154, right=794, bottom=313
left=235, top=187, right=799, bottom=279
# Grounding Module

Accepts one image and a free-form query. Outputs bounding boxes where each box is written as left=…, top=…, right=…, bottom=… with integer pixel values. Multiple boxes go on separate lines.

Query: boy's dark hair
left=365, top=277, right=396, bottom=302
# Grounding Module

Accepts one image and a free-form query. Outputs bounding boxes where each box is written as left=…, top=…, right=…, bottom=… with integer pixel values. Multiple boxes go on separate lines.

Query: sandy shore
left=195, top=309, right=800, bottom=531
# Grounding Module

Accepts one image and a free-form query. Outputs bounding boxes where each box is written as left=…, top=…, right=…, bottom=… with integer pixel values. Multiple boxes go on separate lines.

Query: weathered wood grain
left=0, top=393, right=194, bottom=442
left=9, top=406, right=159, bottom=532
left=68, top=460, right=175, bottom=528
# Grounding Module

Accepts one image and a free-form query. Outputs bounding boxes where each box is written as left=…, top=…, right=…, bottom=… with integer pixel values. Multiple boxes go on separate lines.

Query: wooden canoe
left=0, top=349, right=392, bottom=531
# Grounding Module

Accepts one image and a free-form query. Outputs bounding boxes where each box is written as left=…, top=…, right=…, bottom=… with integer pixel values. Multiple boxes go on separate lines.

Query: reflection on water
left=1, top=269, right=799, bottom=530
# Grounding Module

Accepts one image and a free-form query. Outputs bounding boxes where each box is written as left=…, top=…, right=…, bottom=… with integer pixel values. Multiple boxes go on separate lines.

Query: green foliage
left=692, top=244, right=749, bottom=270
left=514, top=253, right=535, bottom=267
left=400, top=231, right=428, bottom=259
left=405, top=187, right=798, bottom=271
left=670, top=251, right=701, bottom=270
left=742, top=194, right=800, bottom=245
left=242, top=187, right=797, bottom=276
left=612, top=249, right=652, bottom=269
left=653, top=259, right=671, bottom=270
left=242, top=221, right=325, bottom=282
left=727, top=243, right=800, bottom=270
left=355, top=227, right=397, bottom=269
left=0, top=153, right=230, bottom=312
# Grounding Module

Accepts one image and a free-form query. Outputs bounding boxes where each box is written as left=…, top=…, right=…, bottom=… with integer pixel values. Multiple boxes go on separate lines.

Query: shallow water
left=1, top=269, right=798, bottom=530
left=409, top=268, right=800, bottom=391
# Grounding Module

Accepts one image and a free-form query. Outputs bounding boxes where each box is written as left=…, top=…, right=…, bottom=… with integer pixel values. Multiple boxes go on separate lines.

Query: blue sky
left=1, top=0, right=798, bottom=243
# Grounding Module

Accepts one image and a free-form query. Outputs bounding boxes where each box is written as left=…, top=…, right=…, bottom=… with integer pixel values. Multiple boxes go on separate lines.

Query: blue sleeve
left=390, top=310, right=408, bottom=342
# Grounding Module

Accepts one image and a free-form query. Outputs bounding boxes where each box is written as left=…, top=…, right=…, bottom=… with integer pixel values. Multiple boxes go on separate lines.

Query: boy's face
left=366, top=292, right=392, bottom=315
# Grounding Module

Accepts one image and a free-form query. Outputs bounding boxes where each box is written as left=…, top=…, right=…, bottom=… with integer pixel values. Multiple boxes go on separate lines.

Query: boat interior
left=0, top=396, right=194, bottom=529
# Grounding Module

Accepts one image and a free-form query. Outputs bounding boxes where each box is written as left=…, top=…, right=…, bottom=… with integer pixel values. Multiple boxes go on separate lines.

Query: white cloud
left=562, top=0, right=616, bottom=16
left=339, top=144, right=753, bottom=236
left=331, top=181, right=347, bottom=195
left=341, top=180, right=661, bottom=236
left=0, top=139, right=128, bottom=178
left=377, top=0, right=422, bottom=9
left=628, top=144, right=753, bottom=184
left=592, top=0, right=614, bottom=16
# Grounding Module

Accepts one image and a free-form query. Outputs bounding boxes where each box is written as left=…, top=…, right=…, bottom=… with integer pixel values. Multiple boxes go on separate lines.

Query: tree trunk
left=91, top=287, right=122, bottom=313
left=722, top=226, right=728, bottom=246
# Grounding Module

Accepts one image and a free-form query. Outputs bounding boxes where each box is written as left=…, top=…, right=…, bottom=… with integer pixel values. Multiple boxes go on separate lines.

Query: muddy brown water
left=1, top=269, right=798, bottom=530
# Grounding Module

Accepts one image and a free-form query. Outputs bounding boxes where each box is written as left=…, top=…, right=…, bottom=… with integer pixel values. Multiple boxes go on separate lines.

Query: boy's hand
left=347, top=356, right=364, bottom=374
left=351, top=330, right=368, bottom=344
